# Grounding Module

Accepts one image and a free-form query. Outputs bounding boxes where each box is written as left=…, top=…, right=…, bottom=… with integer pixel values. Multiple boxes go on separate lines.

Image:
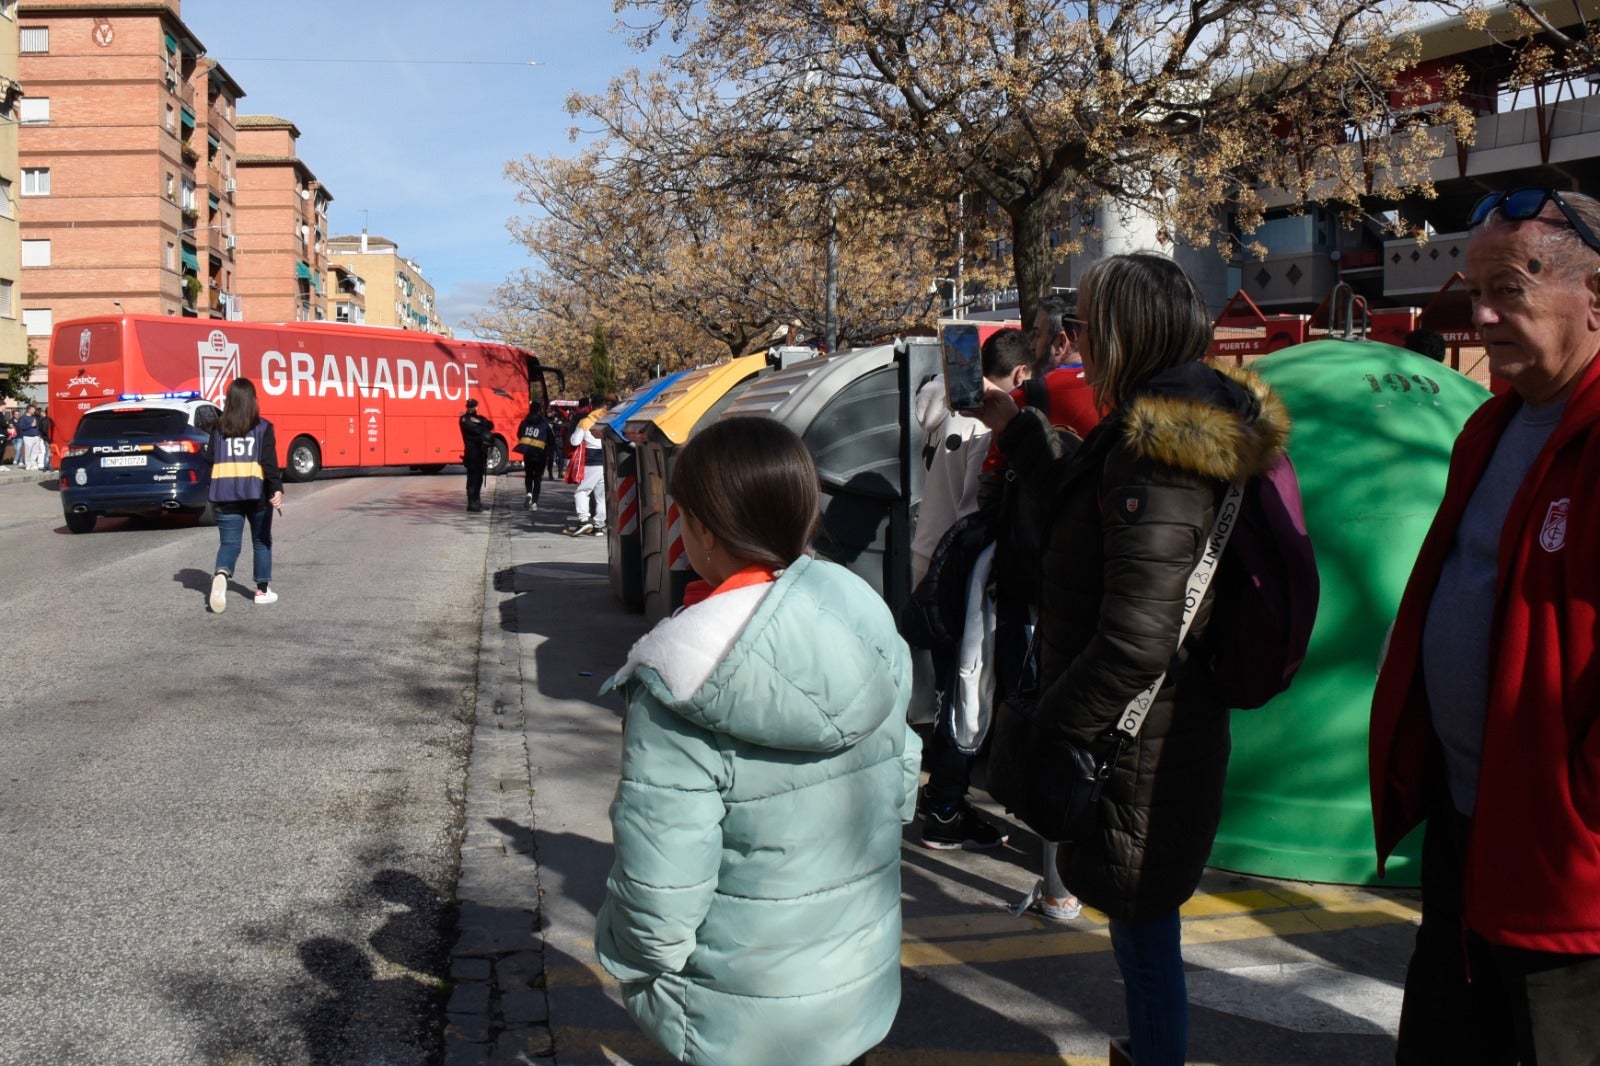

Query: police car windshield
left=75, top=409, right=191, bottom=441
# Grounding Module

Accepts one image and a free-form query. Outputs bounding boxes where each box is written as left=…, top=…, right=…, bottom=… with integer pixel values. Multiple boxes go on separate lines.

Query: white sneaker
left=1011, top=879, right=1083, bottom=921
left=591, top=525, right=605, bottom=536
left=573, top=521, right=594, bottom=536
left=254, top=587, right=278, bottom=605
left=524, top=493, right=534, bottom=509
left=209, top=571, right=228, bottom=613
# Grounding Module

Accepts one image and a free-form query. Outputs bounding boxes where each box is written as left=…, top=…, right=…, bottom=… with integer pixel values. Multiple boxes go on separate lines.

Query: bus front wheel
left=287, top=437, right=322, bottom=482
left=486, top=437, right=509, bottom=476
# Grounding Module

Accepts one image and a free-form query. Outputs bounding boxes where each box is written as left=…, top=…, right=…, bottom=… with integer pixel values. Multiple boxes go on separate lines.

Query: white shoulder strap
left=1113, top=480, right=1245, bottom=739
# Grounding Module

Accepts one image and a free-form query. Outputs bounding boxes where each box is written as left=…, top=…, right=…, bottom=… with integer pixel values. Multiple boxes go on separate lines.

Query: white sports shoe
left=1011, top=879, right=1083, bottom=921
left=209, top=571, right=228, bottom=613
left=254, top=587, right=279, bottom=605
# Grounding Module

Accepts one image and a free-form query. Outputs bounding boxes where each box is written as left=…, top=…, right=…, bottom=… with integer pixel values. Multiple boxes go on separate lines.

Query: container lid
left=597, top=369, right=692, bottom=438
left=624, top=353, right=769, bottom=445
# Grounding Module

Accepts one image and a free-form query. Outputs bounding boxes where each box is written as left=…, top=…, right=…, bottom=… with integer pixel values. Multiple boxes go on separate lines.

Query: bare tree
left=608, top=0, right=1503, bottom=324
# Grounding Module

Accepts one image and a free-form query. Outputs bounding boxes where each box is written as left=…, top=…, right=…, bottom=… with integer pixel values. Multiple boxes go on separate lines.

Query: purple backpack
left=1204, top=453, right=1319, bottom=710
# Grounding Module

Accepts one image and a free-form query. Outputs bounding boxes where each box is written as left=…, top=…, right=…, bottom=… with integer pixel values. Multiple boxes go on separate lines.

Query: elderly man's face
left=1465, top=221, right=1600, bottom=404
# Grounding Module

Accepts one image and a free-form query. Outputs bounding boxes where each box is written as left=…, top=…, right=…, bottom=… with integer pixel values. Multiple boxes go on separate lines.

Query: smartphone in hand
left=941, top=323, right=984, bottom=412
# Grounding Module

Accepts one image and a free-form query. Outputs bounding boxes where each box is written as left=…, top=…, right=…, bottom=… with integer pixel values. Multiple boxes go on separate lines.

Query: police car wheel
left=65, top=511, right=97, bottom=534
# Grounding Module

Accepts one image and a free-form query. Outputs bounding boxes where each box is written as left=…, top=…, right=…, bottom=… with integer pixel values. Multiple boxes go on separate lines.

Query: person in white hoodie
left=568, top=407, right=607, bottom=535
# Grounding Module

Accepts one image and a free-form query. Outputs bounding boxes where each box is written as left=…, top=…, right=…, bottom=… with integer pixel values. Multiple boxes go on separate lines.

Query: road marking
left=901, top=883, right=1418, bottom=969
left=552, top=1026, right=1251, bottom=1066
left=1187, top=960, right=1401, bottom=1035
left=547, top=881, right=1418, bottom=983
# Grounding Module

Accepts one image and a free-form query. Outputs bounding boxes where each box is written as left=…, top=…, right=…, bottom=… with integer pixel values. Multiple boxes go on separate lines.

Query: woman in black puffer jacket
left=971, top=252, right=1290, bottom=1066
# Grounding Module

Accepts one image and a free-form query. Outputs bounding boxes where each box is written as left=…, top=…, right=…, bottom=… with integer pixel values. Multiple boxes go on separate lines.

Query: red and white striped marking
left=666, top=502, right=689, bottom=572
left=615, top=475, right=639, bottom=535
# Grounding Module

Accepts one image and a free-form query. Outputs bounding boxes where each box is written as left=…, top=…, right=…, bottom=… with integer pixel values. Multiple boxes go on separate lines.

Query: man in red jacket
left=1371, top=188, right=1600, bottom=1066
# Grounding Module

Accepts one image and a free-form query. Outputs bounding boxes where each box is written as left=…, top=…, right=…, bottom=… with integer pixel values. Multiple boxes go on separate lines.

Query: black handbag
left=987, top=691, right=1120, bottom=844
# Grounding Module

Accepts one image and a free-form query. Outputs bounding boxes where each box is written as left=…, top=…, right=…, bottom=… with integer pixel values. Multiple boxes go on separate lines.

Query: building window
left=166, top=104, right=174, bottom=131
left=20, top=240, right=50, bottom=267
left=0, top=280, right=12, bottom=318
left=0, top=1, right=16, bottom=20
left=19, top=26, right=47, bottom=52
left=0, top=178, right=11, bottom=219
left=166, top=172, right=175, bottom=199
left=23, top=308, right=52, bottom=336
left=21, top=168, right=49, bottom=196
left=19, top=97, right=49, bottom=124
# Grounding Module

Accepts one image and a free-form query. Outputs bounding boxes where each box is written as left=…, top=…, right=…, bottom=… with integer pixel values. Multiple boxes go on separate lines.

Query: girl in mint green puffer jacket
left=595, top=417, right=920, bottom=1066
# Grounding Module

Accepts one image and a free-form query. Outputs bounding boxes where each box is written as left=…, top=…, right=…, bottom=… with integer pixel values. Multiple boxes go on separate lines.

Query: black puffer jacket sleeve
left=1041, top=442, right=1216, bottom=743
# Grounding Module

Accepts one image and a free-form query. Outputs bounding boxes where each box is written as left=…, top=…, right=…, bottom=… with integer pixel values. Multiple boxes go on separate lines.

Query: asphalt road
left=0, top=466, right=493, bottom=1065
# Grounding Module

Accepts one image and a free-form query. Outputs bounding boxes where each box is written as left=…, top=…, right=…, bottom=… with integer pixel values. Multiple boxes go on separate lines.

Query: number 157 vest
left=209, top=421, right=270, bottom=503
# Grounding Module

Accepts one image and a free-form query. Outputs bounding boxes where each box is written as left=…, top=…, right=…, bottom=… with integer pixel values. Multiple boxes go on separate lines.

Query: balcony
left=180, top=140, right=200, bottom=165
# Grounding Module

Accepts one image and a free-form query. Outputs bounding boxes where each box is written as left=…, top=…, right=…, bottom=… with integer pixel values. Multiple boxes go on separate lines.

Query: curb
left=447, top=475, right=555, bottom=1065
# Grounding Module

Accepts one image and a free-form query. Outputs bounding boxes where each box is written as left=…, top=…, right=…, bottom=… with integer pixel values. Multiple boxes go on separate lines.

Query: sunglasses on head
left=1468, top=188, right=1600, bottom=256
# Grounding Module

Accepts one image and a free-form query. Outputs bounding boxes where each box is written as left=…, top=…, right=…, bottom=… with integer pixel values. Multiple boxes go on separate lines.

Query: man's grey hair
left=1471, top=189, right=1600, bottom=278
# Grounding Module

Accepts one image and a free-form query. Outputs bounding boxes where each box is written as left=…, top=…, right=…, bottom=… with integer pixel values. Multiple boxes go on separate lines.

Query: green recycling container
left=1208, top=339, right=1490, bottom=886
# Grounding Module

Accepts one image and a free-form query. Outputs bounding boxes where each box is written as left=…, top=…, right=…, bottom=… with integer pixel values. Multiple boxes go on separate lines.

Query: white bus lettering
left=419, top=360, right=442, bottom=400
left=261, top=351, right=288, bottom=395
left=345, top=355, right=369, bottom=397
left=291, top=351, right=316, bottom=396
left=396, top=359, right=419, bottom=399
left=319, top=354, right=345, bottom=397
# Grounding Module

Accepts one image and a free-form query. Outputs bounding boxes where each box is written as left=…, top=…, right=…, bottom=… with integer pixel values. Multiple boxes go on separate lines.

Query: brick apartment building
left=234, top=113, right=330, bottom=323
left=14, top=0, right=249, bottom=370
left=326, top=231, right=450, bottom=336
left=0, top=0, right=28, bottom=391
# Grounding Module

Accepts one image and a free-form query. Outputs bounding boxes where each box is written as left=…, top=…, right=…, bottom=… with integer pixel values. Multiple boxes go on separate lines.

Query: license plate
left=101, top=455, right=147, bottom=468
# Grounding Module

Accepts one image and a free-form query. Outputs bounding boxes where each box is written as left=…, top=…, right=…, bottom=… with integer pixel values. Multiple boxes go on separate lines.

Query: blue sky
left=183, top=1, right=656, bottom=338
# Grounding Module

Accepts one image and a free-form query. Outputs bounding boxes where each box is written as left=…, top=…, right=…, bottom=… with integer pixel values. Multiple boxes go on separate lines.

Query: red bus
left=47, top=316, right=560, bottom=480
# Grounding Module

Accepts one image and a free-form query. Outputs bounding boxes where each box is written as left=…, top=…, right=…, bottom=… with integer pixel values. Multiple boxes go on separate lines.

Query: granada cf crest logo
left=1539, top=498, right=1570, bottom=553
left=198, top=330, right=240, bottom=405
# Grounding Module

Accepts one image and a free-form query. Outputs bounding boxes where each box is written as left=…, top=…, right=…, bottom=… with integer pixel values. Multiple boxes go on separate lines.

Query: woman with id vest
left=207, top=378, right=284, bottom=613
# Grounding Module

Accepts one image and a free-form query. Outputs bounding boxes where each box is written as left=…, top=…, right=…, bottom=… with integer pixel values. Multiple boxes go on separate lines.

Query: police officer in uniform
left=459, top=398, right=494, bottom=512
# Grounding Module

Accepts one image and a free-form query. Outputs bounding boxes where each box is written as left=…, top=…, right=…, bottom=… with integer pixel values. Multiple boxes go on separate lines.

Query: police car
left=59, top=392, right=222, bottom=534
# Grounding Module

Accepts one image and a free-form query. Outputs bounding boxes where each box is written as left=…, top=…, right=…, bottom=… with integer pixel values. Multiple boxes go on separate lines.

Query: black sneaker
left=920, top=800, right=1009, bottom=850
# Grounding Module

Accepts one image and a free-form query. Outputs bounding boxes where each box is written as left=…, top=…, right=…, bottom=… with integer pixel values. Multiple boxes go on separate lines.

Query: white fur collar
left=607, top=583, right=770, bottom=701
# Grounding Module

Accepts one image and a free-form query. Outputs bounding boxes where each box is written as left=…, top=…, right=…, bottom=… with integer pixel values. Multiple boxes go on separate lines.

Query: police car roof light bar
left=117, top=390, right=202, bottom=402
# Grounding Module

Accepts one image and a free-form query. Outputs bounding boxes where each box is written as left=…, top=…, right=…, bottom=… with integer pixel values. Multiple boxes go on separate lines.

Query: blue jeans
left=1110, top=909, right=1187, bottom=1066
left=214, top=505, right=273, bottom=586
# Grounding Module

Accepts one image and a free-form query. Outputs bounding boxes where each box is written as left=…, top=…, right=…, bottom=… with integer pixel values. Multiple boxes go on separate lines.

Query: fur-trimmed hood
left=1118, top=361, right=1290, bottom=482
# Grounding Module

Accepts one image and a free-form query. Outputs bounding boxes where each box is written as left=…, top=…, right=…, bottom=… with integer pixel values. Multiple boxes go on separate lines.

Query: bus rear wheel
left=486, top=437, right=509, bottom=476
left=287, top=437, right=322, bottom=482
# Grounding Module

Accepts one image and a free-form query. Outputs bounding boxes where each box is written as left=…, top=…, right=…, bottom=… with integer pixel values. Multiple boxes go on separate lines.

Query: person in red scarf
left=1371, top=188, right=1600, bottom=1066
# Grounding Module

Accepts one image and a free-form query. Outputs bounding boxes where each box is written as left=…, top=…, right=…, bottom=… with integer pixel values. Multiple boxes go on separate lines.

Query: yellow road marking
left=552, top=1027, right=1252, bottom=1066
left=548, top=883, right=1419, bottom=983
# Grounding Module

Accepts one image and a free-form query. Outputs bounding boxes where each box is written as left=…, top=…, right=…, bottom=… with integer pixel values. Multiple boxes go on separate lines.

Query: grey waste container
left=713, top=337, right=941, bottom=618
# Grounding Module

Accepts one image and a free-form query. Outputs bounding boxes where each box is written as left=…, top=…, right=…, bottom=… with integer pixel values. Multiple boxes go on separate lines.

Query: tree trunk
left=1010, top=199, right=1053, bottom=329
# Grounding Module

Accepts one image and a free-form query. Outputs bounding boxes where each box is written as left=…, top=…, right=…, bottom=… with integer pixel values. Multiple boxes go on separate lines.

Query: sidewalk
left=449, top=475, right=1421, bottom=1066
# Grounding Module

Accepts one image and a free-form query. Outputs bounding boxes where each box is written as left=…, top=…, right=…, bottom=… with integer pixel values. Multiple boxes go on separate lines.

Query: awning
left=165, top=32, right=177, bottom=53
left=180, top=107, right=196, bottom=128
left=180, top=246, right=199, bottom=272
left=295, top=261, right=314, bottom=281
